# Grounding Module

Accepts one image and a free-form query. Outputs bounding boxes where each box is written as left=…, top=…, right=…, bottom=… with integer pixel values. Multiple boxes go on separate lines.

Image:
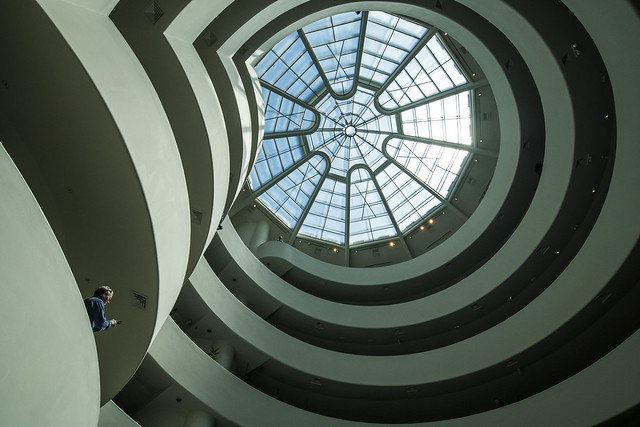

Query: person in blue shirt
left=84, top=286, right=118, bottom=332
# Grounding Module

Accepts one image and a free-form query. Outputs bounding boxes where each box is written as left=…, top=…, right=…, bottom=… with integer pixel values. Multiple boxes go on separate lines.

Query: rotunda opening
left=241, top=10, right=499, bottom=265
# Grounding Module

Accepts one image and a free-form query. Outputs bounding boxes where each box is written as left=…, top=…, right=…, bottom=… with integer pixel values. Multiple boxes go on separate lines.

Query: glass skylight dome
left=248, top=11, right=477, bottom=247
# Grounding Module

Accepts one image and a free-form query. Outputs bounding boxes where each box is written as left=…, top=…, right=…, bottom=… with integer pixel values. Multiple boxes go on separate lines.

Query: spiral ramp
left=1, top=1, right=639, bottom=426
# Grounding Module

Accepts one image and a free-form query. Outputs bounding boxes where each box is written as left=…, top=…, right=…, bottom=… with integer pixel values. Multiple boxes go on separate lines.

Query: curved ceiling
left=5, top=0, right=636, bottom=426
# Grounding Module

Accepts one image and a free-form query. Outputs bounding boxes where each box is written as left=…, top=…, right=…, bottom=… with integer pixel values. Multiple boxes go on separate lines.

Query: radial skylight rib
left=262, top=87, right=318, bottom=136
left=255, top=32, right=324, bottom=102
left=376, top=163, right=441, bottom=231
left=302, top=12, right=362, bottom=96
left=386, top=137, right=469, bottom=198
left=378, top=35, right=467, bottom=110
left=349, top=168, right=396, bottom=244
left=258, top=155, right=327, bottom=228
left=248, top=136, right=305, bottom=190
left=359, top=12, right=428, bottom=87
left=299, top=178, right=347, bottom=244
left=401, top=91, right=472, bottom=145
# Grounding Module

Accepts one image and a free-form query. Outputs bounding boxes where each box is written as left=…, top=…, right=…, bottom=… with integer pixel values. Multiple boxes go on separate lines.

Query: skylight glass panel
left=257, top=155, right=326, bottom=228
left=386, top=138, right=469, bottom=197
left=359, top=12, right=428, bottom=87
left=379, top=36, right=468, bottom=110
left=302, top=12, right=362, bottom=96
left=248, top=136, right=305, bottom=190
left=401, top=91, right=472, bottom=145
left=349, top=168, right=396, bottom=244
left=255, top=32, right=324, bottom=102
left=376, top=163, right=441, bottom=231
left=262, top=87, right=317, bottom=135
left=299, top=178, right=347, bottom=244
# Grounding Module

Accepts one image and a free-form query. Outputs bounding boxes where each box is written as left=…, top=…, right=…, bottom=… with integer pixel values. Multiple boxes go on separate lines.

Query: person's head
left=93, top=286, right=114, bottom=304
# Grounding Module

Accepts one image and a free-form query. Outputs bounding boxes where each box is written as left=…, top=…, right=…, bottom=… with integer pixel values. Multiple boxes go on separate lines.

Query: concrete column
left=212, top=339, right=236, bottom=372
left=249, top=220, right=270, bottom=251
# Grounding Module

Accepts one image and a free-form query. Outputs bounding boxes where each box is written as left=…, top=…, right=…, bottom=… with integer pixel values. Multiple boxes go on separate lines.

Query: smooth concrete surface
left=98, top=401, right=140, bottom=427
left=149, top=318, right=365, bottom=427
left=190, top=250, right=639, bottom=388
left=1, top=0, right=638, bottom=425
left=33, top=0, right=190, bottom=403
left=208, top=0, right=623, bottom=378
left=110, top=0, right=218, bottom=282
left=0, top=143, right=100, bottom=427
left=150, top=282, right=640, bottom=426
left=164, top=23, right=230, bottom=255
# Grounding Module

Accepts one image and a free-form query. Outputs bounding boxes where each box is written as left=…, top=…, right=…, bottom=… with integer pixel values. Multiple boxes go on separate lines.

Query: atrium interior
left=1, top=1, right=640, bottom=426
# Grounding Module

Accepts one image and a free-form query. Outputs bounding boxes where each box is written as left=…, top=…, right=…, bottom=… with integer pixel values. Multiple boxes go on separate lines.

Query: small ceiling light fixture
left=428, top=218, right=434, bottom=224
left=389, top=241, right=395, bottom=247
left=604, top=114, right=609, bottom=118
left=592, top=189, right=596, bottom=193
left=443, top=32, right=448, bottom=36
left=472, top=72, right=476, bottom=77
left=420, top=225, right=425, bottom=230
left=333, top=248, right=339, bottom=253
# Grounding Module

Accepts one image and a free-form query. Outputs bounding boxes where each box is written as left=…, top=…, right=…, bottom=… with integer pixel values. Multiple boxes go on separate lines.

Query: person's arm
left=96, top=300, right=112, bottom=331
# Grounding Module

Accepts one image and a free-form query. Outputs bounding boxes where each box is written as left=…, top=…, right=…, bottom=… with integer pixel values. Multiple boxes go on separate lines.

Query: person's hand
left=110, top=319, right=118, bottom=326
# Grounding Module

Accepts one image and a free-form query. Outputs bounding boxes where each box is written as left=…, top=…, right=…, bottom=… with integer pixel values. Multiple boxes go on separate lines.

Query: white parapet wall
left=0, top=143, right=100, bottom=427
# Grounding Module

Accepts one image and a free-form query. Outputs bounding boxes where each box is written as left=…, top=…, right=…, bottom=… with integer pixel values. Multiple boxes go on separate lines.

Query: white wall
left=0, top=143, right=100, bottom=427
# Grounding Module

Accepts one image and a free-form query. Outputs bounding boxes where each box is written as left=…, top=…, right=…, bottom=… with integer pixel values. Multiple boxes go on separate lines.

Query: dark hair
left=93, top=285, right=113, bottom=298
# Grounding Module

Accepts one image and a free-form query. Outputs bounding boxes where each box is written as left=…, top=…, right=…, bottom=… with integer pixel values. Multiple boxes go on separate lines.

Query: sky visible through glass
left=249, top=11, right=475, bottom=246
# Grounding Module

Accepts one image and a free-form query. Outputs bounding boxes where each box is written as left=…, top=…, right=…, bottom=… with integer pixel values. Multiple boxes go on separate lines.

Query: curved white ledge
left=35, top=0, right=190, bottom=402
left=164, top=8, right=231, bottom=250
left=37, top=0, right=190, bottom=342
left=150, top=318, right=362, bottom=427
left=188, top=257, right=640, bottom=425
left=0, top=143, right=100, bottom=427
left=207, top=0, right=629, bottom=387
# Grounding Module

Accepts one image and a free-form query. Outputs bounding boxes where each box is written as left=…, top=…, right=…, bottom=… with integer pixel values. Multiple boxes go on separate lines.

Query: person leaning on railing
left=84, top=285, right=119, bottom=332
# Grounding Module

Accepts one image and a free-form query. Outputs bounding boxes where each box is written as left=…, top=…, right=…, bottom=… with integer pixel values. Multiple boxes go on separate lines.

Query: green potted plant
left=208, top=346, right=220, bottom=361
